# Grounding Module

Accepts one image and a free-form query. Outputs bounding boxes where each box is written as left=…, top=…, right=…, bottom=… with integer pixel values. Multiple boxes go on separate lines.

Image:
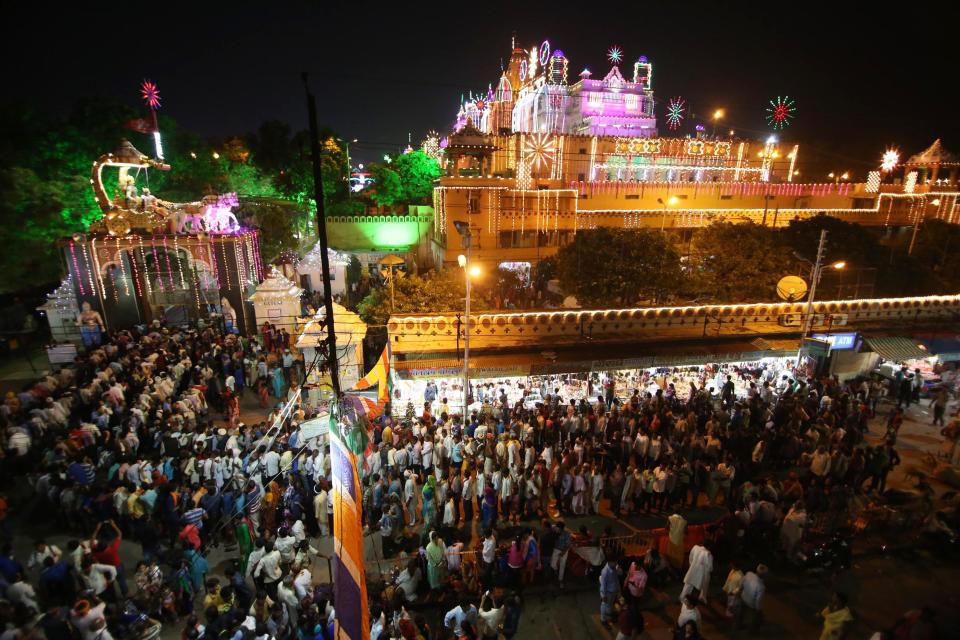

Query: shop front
left=391, top=338, right=799, bottom=416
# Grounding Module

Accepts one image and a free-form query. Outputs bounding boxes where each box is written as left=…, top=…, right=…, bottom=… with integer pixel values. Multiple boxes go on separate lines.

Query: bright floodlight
left=668, top=196, right=679, bottom=206
left=469, top=265, right=482, bottom=278
left=766, top=135, right=778, bottom=144
left=831, top=261, right=846, bottom=270
left=713, top=109, right=725, bottom=120
left=931, top=199, right=942, bottom=206
left=457, top=254, right=467, bottom=268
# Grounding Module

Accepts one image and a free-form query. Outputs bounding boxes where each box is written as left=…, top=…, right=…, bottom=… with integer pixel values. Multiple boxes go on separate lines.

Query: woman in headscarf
left=421, top=476, right=438, bottom=532
left=425, top=531, right=447, bottom=591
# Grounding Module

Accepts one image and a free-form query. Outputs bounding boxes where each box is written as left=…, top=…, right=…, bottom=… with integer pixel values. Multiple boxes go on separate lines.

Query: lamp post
left=657, top=196, right=679, bottom=232
left=796, top=229, right=846, bottom=368
left=454, top=222, right=474, bottom=416
left=712, top=109, right=724, bottom=137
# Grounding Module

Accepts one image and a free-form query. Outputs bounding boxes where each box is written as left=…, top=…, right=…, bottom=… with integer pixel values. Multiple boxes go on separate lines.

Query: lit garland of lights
left=173, top=235, right=187, bottom=289
left=519, top=59, right=528, bottom=81
left=607, top=45, right=623, bottom=65
left=252, top=233, right=263, bottom=279
left=69, top=243, right=86, bottom=296
left=904, top=171, right=918, bottom=193
left=116, top=237, right=131, bottom=297
left=881, top=149, right=900, bottom=172
left=151, top=241, right=164, bottom=292
left=207, top=241, right=220, bottom=288
left=81, top=243, right=97, bottom=297
left=666, top=96, right=686, bottom=130
left=539, top=40, right=551, bottom=66
left=523, top=133, right=557, bottom=172
left=766, top=96, right=796, bottom=129
left=46, top=275, right=78, bottom=313
left=137, top=237, right=151, bottom=296
left=516, top=160, right=532, bottom=190
left=162, top=237, right=175, bottom=291
left=128, top=242, right=143, bottom=299
left=865, top=171, right=881, bottom=193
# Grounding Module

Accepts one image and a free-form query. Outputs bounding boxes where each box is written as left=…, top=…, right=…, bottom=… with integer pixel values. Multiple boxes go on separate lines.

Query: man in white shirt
left=254, top=544, right=283, bottom=597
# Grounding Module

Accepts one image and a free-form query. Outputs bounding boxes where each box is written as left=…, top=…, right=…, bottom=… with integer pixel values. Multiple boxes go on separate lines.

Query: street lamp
left=712, top=109, right=724, bottom=136
left=657, top=196, right=679, bottom=232
left=797, top=229, right=846, bottom=367
left=454, top=221, right=474, bottom=416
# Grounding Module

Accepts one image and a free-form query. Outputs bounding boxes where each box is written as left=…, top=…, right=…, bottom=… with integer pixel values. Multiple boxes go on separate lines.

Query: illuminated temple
left=428, top=39, right=960, bottom=268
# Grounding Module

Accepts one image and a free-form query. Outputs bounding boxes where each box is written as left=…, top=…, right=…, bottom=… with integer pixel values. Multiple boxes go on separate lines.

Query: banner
left=330, top=413, right=370, bottom=640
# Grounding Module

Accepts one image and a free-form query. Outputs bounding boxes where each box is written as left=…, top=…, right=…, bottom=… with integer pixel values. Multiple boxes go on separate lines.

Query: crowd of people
left=0, top=317, right=955, bottom=640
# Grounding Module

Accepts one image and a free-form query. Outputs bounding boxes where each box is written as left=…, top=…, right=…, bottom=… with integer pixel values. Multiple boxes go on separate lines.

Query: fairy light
left=208, top=241, right=220, bottom=287
left=137, top=237, right=152, bottom=296
left=151, top=240, right=164, bottom=293
left=162, top=237, right=175, bottom=291
left=69, top=242, right=87, bottom=296
left=172, top=235, right=187, bottom=289
left=82, top=242, right=99, bottom=297
left=115, top=237, right=131, bottom=297
left=220, top=241, right=232, bottom=289
left=128, top=240, right=143, bottom=300
left=233, top=238, right=244, bottom=289
left=252, top=232, right=263, bottom=279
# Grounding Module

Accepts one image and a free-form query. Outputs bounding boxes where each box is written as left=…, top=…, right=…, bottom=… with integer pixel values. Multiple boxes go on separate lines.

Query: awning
left=862, top=336, right=932, bottom=362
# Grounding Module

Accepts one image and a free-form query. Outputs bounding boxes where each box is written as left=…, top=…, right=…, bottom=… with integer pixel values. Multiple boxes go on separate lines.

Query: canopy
left=862, top=336, right=931, bottom=362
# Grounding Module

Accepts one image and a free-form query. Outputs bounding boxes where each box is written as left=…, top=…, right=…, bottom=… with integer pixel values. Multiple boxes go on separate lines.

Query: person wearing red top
left=91, top=520, right=127, bottom=596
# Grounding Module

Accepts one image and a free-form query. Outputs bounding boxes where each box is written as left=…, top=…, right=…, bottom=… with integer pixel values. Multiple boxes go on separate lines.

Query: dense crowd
left=0, top=319, right=955, bottom=640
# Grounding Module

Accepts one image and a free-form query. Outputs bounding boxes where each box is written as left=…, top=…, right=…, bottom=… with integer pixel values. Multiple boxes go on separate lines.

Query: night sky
left=4, top=2, right=956, bottom=175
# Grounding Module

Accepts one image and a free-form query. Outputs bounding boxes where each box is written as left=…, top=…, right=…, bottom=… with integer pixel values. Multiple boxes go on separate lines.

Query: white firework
left=523, top=133, right=556, bottom=171
left=881, top=149, right=899, bottom=172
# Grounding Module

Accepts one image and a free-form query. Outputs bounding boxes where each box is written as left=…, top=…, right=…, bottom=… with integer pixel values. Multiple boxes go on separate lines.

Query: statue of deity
left=76, top=301, right=105, bottom=347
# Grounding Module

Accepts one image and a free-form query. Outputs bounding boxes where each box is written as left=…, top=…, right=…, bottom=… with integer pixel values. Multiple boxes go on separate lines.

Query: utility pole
left=302, top=73, right=340, bottom=396
left=797, top=229, right=828, bottom=364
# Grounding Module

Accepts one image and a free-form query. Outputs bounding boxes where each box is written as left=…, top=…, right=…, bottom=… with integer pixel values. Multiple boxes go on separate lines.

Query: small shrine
left=248, top=267, right=305, bottom=343
left=296, top=302, right=367, bottom=404
left=296, top=243, right=349, bottom=298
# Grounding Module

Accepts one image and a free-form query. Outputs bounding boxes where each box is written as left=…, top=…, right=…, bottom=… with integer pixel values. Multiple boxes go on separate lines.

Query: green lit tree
left=391, top=150, right=442, bottom=202
left=554, top=227, right=683, bottom=306
left=368, top=164, right=403, bottom=208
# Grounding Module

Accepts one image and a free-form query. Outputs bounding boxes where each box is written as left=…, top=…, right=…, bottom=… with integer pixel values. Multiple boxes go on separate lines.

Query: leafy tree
left=533, top=256, right=557, bottom=293
left=909, top=219, right=960, bottom=291
left=357, top=269, right=489, bottom=327
left=554, top=227, right=682, bottom=306
left=391, top=150, right=442, bottom=202
left=781, top=214, right=881, bottom=267
left=688, top=222, right=787, bottom=302
left=368, top=164, right=403, bottom=207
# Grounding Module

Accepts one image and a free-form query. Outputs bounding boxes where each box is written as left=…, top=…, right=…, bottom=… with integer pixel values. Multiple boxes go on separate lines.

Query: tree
left=687, top=222, right=787, bottom=302
left=368, top=164, right=403, bottom=207
left=554, top=227, right=683, bottom=307
left=357, top=269, right=489, bottom=327
left=909, top=219, right=960, bottom=292
left=391, top=150, right=442, bottom=202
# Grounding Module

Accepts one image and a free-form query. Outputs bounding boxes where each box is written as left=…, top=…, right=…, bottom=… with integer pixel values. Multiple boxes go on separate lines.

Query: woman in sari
left=425, top=531, right=447, bottom=591
left=235, top=515, right=254, bottom=575
left=262, top=481, right=282, bottom=534
left=271, top=365, right=285, bottom=399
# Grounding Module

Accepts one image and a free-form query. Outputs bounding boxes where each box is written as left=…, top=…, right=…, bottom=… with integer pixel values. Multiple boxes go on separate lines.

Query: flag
left=124, top=118, right=157, bottom=134
left=329, top=412, right=370, bottom=640
left=350, top=344, right=392, bottom=407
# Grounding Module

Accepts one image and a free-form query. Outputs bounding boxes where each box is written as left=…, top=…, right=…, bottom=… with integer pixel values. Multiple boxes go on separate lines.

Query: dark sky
left=4, top=1, right=956, bottom=174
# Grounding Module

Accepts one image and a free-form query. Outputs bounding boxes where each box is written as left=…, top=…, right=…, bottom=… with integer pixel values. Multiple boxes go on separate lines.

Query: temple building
left=430, top=39, right=960, bottom=270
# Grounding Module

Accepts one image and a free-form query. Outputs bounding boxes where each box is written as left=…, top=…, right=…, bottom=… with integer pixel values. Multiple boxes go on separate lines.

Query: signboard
left=802, top=338, right=831, bottom=358
left=812, top=332, right=859, bottom=351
